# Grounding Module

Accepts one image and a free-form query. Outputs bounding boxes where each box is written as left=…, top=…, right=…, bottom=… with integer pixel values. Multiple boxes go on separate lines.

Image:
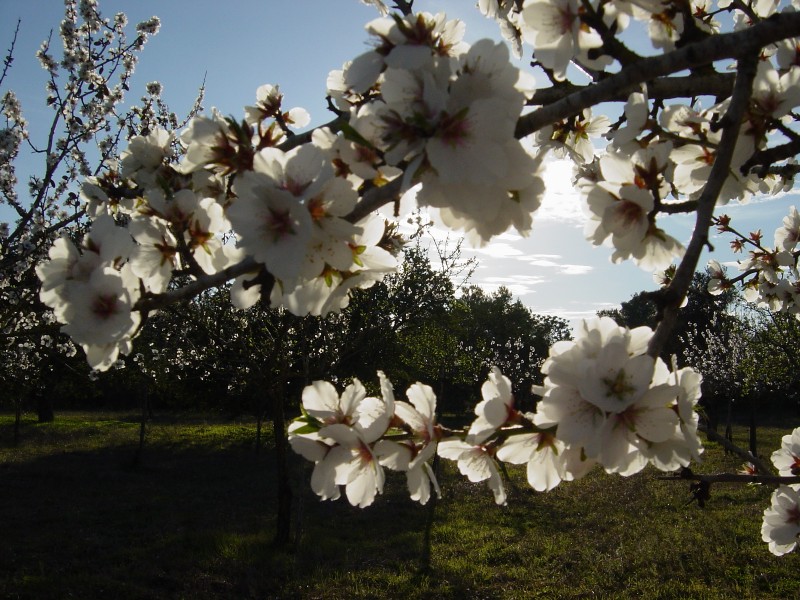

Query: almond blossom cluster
left=290, top=318, right=705, bottom=508
left=762, top=428, right=800, bottom=555
left=332, top=12, right=544, bottom=245
left=36, top=102, right=404, bottom=367
left=571, top=59, right=800, bottom=272
left=2, top=1, right=170, bottom=388
left=34, top=11, right=561, bottom=369
left=289, top=372, right=441, bottom=507
left=707, top=207, right=800, bottom=315
left=474, top=1, right=800, bottom=273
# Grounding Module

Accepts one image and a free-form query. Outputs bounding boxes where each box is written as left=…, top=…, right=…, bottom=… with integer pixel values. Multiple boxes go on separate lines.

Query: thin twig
left=701, top=424, right=774, bottom=475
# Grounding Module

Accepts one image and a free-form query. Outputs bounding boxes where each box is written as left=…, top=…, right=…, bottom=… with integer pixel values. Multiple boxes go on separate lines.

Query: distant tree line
left=5, top=242, right=571, bottom=425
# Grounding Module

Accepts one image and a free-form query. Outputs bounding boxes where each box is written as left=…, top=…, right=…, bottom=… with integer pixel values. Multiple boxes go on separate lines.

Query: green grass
left=1, top=412, right=799, bottom=599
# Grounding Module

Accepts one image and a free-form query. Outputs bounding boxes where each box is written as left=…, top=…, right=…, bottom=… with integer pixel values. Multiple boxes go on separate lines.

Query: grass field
left=1, top=412, right=798, bottom=599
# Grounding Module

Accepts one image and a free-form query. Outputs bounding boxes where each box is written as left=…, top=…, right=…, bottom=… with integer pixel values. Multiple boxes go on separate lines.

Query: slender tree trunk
left=724, top=397, right=734, bottom=455
left=749, top=392, right=758, bottom=459
left=36, top=391, right=54, bottom=423
left=13, top=396, right=22, bottom=446
left=133, top=381, right=149, bottom=467
left=255, top=383, right=266, bottom=455
left=272, top=380, right=292, bottom=547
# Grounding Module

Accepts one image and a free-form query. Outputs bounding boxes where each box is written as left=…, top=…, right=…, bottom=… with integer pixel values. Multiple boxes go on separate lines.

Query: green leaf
left=339, top=121, right=378, bottom=151
left=290, top=423, right=321, bottom=436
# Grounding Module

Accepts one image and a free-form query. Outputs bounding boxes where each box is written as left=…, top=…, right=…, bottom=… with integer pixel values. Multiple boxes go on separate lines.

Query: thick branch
left=133, top=257, right=259, bottom=313
left=740, top=138, right=800, bottom=176
left=516, top=13, right=800, bottom=138
left=647, top=51, right=760, bottom=358
left=527, top=73, right=735, bottom=108
left=346, top=177, right=404, bottom=223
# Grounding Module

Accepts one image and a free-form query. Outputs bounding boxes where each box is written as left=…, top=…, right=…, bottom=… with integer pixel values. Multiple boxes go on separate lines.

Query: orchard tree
left=449, top=285, right=570, bottom=410
left=18, top=0, right=800, bottom=556
left=0, top=0, right=202, bottom=428
left=740, top=309, right=800, bottom=416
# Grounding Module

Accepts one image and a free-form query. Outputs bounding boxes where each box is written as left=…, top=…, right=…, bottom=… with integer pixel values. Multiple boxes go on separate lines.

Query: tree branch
left=133, top=257, right=260, bottom=313
left=659, top=472, right=800, bottom=485
left=346, top=177, right=404, bottom=223
left=740, top=139, right=800, bottom=177
left=701, top=424, right=774, bottom=475
left=648, top=50, right=760, bottom=358
left=527, top=73, right=736, bottom=108
left=516, top=13, right=800, bottom=138
left=0, top=19, right=20, bottom=88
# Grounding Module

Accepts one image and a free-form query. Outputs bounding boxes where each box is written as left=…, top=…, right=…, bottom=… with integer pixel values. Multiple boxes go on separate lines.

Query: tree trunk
left=255, top=383, right=266, bottom=456
left=272, top=382, right=292, bottom=547
left=132, top=381, right=149, bottom=467
left=749, top=392, right=758, bottom=459
left=36, top=391, right=54, bottom=423
left=723, top=397, right=734, bottom=455
left=13, top=396, right=22, bottom=446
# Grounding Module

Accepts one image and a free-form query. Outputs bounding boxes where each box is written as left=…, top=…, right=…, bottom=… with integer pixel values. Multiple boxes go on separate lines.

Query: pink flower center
left=438, top=111, right=471, bottom=148
left=786, top=503, right=800, bottom=526
left=91, top=294, right=120, bottom=320
left=357, top=441, right=374, bottom=466
left=283, top=178, right=311, bottom=197
left=615, top=200, right=646, bottom=229
left=265, top=208, right=295, bottom=241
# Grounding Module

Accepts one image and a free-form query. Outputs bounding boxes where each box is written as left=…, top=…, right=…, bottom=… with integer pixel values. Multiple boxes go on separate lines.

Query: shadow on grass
left=2, top=418, right=799, bottom=599
left=0, top=431, right=297, bottom=599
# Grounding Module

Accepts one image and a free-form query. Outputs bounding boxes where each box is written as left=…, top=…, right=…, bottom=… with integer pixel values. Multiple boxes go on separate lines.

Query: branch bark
left=516, top=13, right=800, bottom=138
left=647, top=50, right=760, bottom=358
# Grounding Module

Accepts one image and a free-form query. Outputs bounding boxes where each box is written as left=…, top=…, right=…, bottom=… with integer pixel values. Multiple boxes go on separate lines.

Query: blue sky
left=2, top=0, right=797, bottom=326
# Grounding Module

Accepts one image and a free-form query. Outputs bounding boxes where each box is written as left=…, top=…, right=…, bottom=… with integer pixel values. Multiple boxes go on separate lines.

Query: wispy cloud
left=560, top=264, right=593, bottom=275
left=467, top=243, right=525, bottom=258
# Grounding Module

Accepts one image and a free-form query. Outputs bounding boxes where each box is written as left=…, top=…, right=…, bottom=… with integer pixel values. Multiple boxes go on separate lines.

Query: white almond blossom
left=468, top=366, right=516, bottom=444
left=519, top=0, right=606, bottom=81
left=533, top=317, right=699, bottom=477
left=772, top=428, right=800, bottom=476
left=775, top=206, right=800, bottom=252
left=496, top=428, right=566, bottom=492
left=128, top=216, right=178, bottom=293
left=609, top=91, right=649, bottom=147
left=244, top=83, right=310, bottom=132
left=228, top=171, right=313, bottom=283
left=762, top=485, right=800, bottom=556
left=380, top=374, right=441, bottom=505
left=60, top=266, right=141, bottom=370
left=536, top=109, right=610, bottom=164
left=437, top=438, right=507, bottom=505
left=344, top=12, right=468, bottom=94
left=178, top=111, right=251, bottom=175
left=119, top=127, right=173, bottom=187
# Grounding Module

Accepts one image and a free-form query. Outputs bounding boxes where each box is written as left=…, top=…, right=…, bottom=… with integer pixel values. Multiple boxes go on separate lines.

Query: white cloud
left=472, top=281, right=540, bottom=299
left=560, top=264, right=593, bottom=275
left=482, top=275, right=548, bottom=286
left=466, top=243, right=525, bottom=258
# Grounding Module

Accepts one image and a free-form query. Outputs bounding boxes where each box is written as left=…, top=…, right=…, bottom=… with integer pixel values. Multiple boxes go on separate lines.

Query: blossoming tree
left=20, top=0, right=800, bottom=555
left=0, top=1, right=203, bottom=432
